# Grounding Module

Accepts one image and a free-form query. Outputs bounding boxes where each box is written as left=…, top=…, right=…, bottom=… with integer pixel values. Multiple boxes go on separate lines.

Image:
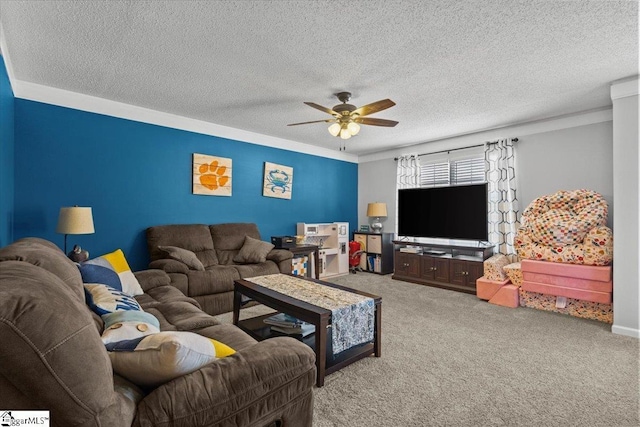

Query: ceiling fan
left=288, top=92, right=398, bottom=148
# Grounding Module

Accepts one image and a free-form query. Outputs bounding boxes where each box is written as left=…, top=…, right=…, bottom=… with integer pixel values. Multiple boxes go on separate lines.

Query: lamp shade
left=366, top=202, right=388, bottom=218
left=56, top=207, right=95, bottom=235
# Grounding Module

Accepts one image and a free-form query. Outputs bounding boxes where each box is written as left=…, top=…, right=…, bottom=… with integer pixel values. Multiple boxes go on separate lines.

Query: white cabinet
left=297, top=222, right=349, bottom=279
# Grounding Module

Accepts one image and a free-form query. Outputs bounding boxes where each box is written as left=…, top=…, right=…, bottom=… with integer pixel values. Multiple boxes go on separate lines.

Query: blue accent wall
left=13, top=100, right=357, bottom=270
left=0, top=55, right=14, bottom=247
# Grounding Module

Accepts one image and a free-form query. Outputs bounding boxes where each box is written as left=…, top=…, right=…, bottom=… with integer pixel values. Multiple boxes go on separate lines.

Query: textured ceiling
left=0, top=1, right=637, bottom=157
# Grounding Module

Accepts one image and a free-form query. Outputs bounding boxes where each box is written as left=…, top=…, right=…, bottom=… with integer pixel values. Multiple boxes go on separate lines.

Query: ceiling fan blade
left=351, top=99, right=396, bottom=117
left=287, top=119, right=336, bottom=126
left=304, top=102, right=342, bottom=116
left=354, top=117, right=399, bottom=127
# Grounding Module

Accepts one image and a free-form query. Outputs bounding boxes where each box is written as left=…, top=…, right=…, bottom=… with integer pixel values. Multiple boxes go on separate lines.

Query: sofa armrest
left=149, top=258, right=189, bottom=274
left=134, top=269, right=171, bottom=292
left=134, top=337, right=316, bottom=427
left=266, top=248, right=293, bottom=263
left=267, top=249, right=294, bottom=274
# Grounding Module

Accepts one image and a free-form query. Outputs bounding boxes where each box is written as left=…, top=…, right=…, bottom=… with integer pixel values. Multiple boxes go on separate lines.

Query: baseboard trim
left=611, top=324, right=640, bottom=338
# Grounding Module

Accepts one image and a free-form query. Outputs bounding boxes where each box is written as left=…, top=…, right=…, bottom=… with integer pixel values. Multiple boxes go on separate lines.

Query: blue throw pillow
left=80, top=261, right=122, bottom=289
left=79, top=249, right=144, bottom=295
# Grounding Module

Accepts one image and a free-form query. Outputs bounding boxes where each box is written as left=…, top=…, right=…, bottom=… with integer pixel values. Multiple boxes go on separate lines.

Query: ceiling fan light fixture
left=347, top=122, right=360, bottom=136
left=290, top=92, right=397, bottom=148
left=339, top=127, right=352, bottom=139
left=328, top=122, right=341, bottom=137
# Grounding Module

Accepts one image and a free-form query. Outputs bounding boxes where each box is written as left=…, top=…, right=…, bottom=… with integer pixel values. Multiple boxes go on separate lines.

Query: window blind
left=419, top=156, right=485, bottom=187
left=419, top=162, right=450, bottom=187
left=451, top=157, right=485, bottom=185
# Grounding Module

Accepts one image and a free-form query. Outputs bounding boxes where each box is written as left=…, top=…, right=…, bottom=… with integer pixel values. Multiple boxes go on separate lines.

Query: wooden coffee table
left=233, top=275, right=381, bottom=387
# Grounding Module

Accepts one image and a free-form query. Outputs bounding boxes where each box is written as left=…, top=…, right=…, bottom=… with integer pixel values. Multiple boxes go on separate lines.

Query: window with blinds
left=419, top=162, right=449, bottom=187
left=419, top=156, right=485, bottom=187
left=451, top=157, right=485, bottom=185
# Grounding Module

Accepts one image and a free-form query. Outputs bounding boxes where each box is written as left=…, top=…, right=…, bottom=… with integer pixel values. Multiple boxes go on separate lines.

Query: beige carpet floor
left=217, top=273, right=639, bottom=427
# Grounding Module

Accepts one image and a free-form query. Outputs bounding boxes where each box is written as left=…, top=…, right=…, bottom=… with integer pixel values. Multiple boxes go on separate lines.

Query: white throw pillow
left=106, top=331, right=219, bottom=388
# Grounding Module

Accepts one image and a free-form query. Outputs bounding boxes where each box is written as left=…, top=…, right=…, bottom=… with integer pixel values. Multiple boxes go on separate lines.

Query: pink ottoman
left=476, top=276, right=510, bottom=301
left=489, top=284, right=519, bottom=308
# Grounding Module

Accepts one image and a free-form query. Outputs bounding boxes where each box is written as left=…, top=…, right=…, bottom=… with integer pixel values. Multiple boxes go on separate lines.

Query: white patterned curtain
left=396, top=155, right=420, bottom=189
left=485, top=139, right=519, bottom=261
left=396, top=155, right=420, bottom=234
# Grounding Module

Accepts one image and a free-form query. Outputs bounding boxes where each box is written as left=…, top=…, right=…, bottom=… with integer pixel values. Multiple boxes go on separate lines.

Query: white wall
left=515, top=122, right=613, bottom=228
left=358, top=158, right=397, bottom=232
left=611, top=77, right=639, bottom=338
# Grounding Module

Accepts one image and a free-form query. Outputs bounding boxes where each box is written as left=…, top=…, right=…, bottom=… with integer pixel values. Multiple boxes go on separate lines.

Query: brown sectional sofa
left=147, top=223, right=293, bottom=316
left=0, top=237, right=315, bottom=427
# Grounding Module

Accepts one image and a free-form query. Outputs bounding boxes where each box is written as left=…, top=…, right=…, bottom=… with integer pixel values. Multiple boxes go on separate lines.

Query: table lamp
left=56, top=206, right=95, bottom=260
left=367, top=202, right=387, bottom=233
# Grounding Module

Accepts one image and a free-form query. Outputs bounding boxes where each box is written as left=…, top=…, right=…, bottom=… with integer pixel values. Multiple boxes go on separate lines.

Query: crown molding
left=9, top=79, right=359, bottom=164
left=610, top=76, right=640, bottom=100
left=359, top=107, right=613, bottom=163
left=7, top=77, right=615, bottom=166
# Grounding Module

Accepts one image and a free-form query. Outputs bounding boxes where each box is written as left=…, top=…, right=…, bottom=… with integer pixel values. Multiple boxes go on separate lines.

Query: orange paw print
left=199, top=160, right=229, bottom=190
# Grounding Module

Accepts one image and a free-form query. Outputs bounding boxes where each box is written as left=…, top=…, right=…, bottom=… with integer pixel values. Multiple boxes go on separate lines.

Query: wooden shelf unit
left=392, top=239, right=493, bottom=293
left=353, top=232, right=394, bottom=275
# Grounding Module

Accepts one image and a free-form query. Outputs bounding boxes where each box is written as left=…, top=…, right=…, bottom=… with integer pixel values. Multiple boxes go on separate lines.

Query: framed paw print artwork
left=193, top=153, right=232, bottom=196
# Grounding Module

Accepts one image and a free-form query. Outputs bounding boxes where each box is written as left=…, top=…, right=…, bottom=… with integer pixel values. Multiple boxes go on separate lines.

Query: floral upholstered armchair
left=515, top=189, right=613, bottom=266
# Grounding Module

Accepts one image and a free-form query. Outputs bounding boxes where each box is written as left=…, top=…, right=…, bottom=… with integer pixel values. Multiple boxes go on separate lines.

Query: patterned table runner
left=246, top=274, right=374, bottom=355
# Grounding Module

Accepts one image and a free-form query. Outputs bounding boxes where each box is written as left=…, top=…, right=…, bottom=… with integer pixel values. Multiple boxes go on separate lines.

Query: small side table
left=287, top=244, right=320, bottom=279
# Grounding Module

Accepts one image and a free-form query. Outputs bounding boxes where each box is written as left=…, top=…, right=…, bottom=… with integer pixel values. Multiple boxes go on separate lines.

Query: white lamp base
left=370, top=217, right=383, bottom=233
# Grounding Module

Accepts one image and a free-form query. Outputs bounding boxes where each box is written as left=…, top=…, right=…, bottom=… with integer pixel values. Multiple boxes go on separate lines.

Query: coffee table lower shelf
left=237, top=313, right=376, bottom=381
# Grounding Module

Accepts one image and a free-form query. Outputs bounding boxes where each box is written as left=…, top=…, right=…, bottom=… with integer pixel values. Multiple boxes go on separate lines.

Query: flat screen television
left=397, top=183, right=488, bottom=241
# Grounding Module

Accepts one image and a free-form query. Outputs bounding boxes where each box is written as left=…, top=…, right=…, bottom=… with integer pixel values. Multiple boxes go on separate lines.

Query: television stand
left=392, top=239, right=494, bottom=294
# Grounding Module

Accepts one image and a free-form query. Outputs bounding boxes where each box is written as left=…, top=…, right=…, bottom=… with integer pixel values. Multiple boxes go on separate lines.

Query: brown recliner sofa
left=0, top=237, right=315, bottom=427
left=147, top=223, right=293, bottom=316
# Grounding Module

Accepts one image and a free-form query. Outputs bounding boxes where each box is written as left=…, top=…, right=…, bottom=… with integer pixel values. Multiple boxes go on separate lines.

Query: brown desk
left=287, top=244, right=320, bottom=279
